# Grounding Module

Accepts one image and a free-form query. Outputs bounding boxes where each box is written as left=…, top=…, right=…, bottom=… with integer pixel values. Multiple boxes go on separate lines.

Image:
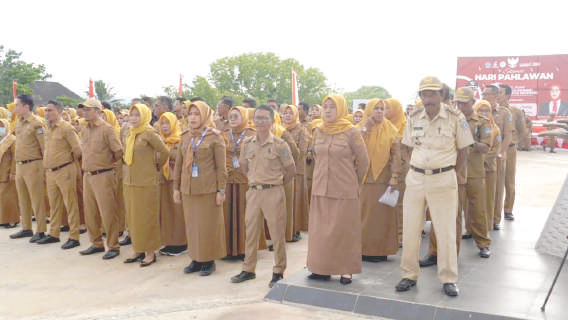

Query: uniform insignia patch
left=413, top=127, right=423, bottom=130
left=507, top=115, right=513, bottom=121
left=36, top=127, right=44, bottom=134
left=461, top=121, right=469, bottom=130
left=282, top=148, right=289, bottom=156
left=484, top=127, right=491, bottom=135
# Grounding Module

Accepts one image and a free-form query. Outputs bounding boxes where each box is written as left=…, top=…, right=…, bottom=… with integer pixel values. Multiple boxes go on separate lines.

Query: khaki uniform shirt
left=44, top=119, right=82, bottom=169
left=402, top=105, right=474, bottom=169
left=0, top=138, right=16, bottom=182
left=123, top=130, right=169, bottom=186
left=504, top=105, right=526, bottom=145
left=173, top=131, right=227, bottom=195
left=493, top=106, right=513, bottom=146
left=239, top=133, right=295, bottom=186
left=485, top=125, right=502, bottom=172
left=465, top=113, right=493, bottom=178
left=286, top=124, right=310, bottom=175
left=15, top=114, right=46, bottom=162
left=81, top=118, right=123, bottom=172
left=224, top=128, right=256, bottom=184
left=214, top=119, right=229, bottom=132
left=311, top=128, right=369, bottom=200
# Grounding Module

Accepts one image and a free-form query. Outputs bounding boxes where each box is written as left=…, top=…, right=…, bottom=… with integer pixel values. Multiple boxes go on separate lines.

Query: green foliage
left=0, top=45, right=51, bottom=106
left=54, top=95, right=82, bottom=107
left=344, top=85, right=392, bottom=107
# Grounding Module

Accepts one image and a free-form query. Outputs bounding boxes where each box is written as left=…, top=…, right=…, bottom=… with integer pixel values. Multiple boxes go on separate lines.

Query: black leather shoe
left=140, top=254, right=157, bottom=267
left=443, top=283, right=459, bottom=297
left=363, top=255, right=387, bottom=262
left=199, top=261, right=216, bottom=276
left=289, top=232, right=301, bottom=243
left=4, top=222, right=18, bottom=229
left=124, top=253, right=145, bottom=263
left=184, top=261, right=203, bottom=274
left=479, top=247, right=491, bottom=258
left=80, top=246, right=105, bottom=255
left=461, top=233, right=472, bottom=239
left=79, top=228, right=87, bottom=234
left=307, top=273, right=331, bottom=281
left=36, top=235, right=60, bottom=244
left=395, top=278, right=416, bottom=292
left=231, top=271, right=256, bottom=283
left=102, top=249, right=119, bottom=260
left=10, top=229, right=33, bottom=239
left=60, top=225, right=70, bottom=232
left=119, top=236, right=131, bottom=246
left=504, top=213, right=515, bottom=221
left=29, top=232, right=46, bottom=243
left=419, top=254, right=437, bottom=267
left=493, top=224, right=502, bottom=230
left=269, top=273, right=283, bottom=288
left=339, top=275, right=352, bottom=285
left=268, top=244, right=274, bottom=252
left=61, top=239, right=80, bottom=250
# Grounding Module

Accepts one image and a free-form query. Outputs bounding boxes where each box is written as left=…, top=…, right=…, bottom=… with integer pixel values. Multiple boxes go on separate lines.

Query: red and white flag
left=179, top=74, right=183, bottom=97
left=88, top=78, right=94, bottom=98
left=12, top=80, right=17, bottom=101
left=292, top=68, right=299, bottom=106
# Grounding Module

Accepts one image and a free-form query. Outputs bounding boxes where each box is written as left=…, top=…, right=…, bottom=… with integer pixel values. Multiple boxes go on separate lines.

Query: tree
left=344, top=85, right=391, bottom=108
left=86, top=80, right=122, bottom=108
left=0, top=45, right=51, bottom=106
left=55, top=95, right=82, bottom=107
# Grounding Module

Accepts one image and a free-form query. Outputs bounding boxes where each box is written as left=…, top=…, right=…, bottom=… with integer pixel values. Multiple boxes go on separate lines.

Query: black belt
left=46, top=161, right=72, bottom=172
left=249, top=184, right=278, bottom=190
left=509, top=143, right=516, bottom=147
left=86, top=168, right=113, bottom=176
left=17, top=158, right=42, bottom=165
left=410, top=165, right=454, bottom=175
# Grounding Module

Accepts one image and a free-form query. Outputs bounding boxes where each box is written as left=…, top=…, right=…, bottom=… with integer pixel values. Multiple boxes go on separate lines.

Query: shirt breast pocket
left=196, top=142, right=211, bottom=160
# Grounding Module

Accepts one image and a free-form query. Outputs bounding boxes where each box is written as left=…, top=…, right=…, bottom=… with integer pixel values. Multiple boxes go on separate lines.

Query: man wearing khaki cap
left=78, top=98, right=123, bottom=260
left=396, top=77, right=474, bottom=297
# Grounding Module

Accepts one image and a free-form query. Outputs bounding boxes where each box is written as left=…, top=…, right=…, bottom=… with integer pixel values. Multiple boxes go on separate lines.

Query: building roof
left=29, top=81, right=82, bottom=106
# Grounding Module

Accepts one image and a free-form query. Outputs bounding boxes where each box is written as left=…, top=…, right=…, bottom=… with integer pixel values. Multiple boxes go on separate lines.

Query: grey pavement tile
left=283, top=285, right=357, bottom=312
left=355, top=295, right=436, bottom=320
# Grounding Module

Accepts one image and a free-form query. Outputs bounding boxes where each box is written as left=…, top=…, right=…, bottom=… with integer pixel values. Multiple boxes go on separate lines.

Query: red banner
left=456, top=54, right=568, bottom=120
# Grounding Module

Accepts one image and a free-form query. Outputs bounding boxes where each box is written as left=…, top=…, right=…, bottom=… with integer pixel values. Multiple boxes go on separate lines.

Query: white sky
left=2, top=0, right=568, bottom=106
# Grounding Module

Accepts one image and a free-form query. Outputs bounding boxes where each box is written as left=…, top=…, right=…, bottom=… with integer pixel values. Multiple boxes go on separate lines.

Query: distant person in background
left=267, top=99, right=279, bottom=112
left=544, top=113, right=557, bottom=153
left=539, top=86, right=568, bottom=116
left=298, top=102, right=311, bottom=133
left=352, top=109, right=364, bottom=126
left=215, top=96, right=233, bottom=131
left=242, top=98, right=257, bottom=109
left=358, top=103, right=366, bottom=110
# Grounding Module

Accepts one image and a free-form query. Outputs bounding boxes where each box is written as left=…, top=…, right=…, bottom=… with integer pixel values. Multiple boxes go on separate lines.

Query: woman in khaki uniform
left=360, top=99, right=401, bottom=262
left=384, top=98, right=408, bottom=245
left=282, top=105, right=310, bottom=233
left=476, top=101, right=502, bottom=231
left=122, top=104, right=169, bottom=266
left=0, top=119, right=19, bottom=228
left=223, top=106, right=267, bottom=257
left=173, top=101, right=227, bottom=276
left=306, top=94, right=369, bottom=285
left=158, top=112, right=187, bottom=256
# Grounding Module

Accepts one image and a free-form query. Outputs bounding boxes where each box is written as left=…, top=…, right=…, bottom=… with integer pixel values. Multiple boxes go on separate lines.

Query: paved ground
left=0, top=148, right=566, bottom=320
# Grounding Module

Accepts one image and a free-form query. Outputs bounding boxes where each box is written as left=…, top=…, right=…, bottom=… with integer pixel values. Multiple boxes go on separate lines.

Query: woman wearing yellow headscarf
left=475, top=100, right=502, bottom=230
left=359, top=99, right=401, bottom=262
left=352, top=109, right=364, bottom=126
left=122, top=103, right=169, bottom=267
left=102, top=109, right=120, bottom=134
left=35, top=106, right=46, bottom=118
left=222, top=106, right=266, bottom=257
left=172, top=101, right=227, bottom=276
left=0, top=119, right=19, bottom=228
left=0, top=107, right=8, bottom=119
left=6, top=102, right=18, bottom=133
left=309, top=104, right=322, bottom=131
left=282, top=105, right=310, bottom=235
left=306, top=94, right=369, bottom=285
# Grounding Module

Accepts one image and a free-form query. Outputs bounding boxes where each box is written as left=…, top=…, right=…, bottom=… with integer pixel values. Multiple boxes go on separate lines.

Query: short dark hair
left=358, top=103, right=366, bottom=110
left=17, top=94, right=34, bottom=109
left=47, top=100, right=63, bottom=112
left=131, top=98, right=143, bottom=104
left=267, top=99, right=278, bottom=105
left=176, top=97, right=186, bottom=103
left=190, top=96, right=204, bottom=102
left=254, top=104, right=274, bottom=120
left=156, top=96, right=173, bottom=111
left=441, top=83, right=451, bottom=101
left=298, top=102, right=310, bottom=112
left=486, top=84, right=499, bottom=95
left=142, top=97, right=154, bottom=107
left=102, top=102, right=112, bottom=110
left=242, top=97, right=257, bottom=108
left=219, top=96, right=234, bottom=108
left=498, top=83, right=512, bottom=96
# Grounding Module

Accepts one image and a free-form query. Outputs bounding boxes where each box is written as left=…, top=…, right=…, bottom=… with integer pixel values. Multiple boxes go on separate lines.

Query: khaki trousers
left=15, top=160, right=47, bottom=232
left=284, top=180, right=295, bottom=241
left=464, top=178, right=490, bottom=249
left=429, top=184, right=463, bottom=256
left=46, top=164, right=80, bottom=240
left=401, top=170, right=458, bottom=284
left=243, top=186, right=287, bottom=274
left=494, top=158, right=506, bottom=224
left=485, top=170, right=497, bottom=230
left=83, top=171, right=119, bottom=250
left=504, top=146, right=517, bottom=214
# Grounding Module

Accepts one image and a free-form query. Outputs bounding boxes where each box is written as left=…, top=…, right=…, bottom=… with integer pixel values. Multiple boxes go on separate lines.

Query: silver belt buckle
left=253, top=185, right=262, bottom=190
left=425, top=169, right=433, bottom=175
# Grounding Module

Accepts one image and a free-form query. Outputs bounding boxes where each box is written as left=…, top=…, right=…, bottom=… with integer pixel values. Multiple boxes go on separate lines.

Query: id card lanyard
left=230, top=129, right=247, bottom=168
left=190, top=128, right=209, bottom=177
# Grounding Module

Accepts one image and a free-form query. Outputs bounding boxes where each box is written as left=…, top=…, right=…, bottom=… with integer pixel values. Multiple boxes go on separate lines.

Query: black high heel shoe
left=140, top=254, right=157, bottom=267
left=124, top=253, right=145, bottom=264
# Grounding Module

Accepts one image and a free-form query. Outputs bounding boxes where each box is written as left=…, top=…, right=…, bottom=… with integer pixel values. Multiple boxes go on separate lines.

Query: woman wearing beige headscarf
left=0, top=119, right=19, bottom=228
left=173, top=101, right=227, bottom=276
left=359, top=99, right=401, bottom=262
left=306, top=94, right=369, bottom=285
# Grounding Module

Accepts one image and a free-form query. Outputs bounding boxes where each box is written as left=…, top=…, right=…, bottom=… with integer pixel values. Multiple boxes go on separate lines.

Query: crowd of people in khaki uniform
left=0, top=76, right=529, bottom=296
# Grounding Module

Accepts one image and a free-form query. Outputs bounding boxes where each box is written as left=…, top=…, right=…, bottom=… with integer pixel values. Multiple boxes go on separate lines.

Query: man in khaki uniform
left=214, top=96, right=233, bottom=131
left=396, top=77, right=473, bottom=297
left=498, top=84, right=526, bottom=221
left=10, top=94, right=48, bottom=243
left=231, top=105, right=296, bottom=288
left=482, top=85, right=513, bottom=229
left=78, top=98, right=123, bottom=260
left=36, top=101, right=82, bottom=249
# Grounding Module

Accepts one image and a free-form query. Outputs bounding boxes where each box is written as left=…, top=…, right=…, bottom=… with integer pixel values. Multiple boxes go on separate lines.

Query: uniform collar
left=49, top=118, right=64, bottom=128
left=87, top=117, right=104, bottom=128
left=253, top=132, right=275, bottom=146
left=419, top=104, right=448, bottom=120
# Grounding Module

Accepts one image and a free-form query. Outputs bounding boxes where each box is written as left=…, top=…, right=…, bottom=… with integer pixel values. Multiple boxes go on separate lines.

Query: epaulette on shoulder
left=181, top=129, right=190, bottom=136
left=478, top=114, right=491, bottom=122
left=410, top=106, right=424, bottom=117
left=211, top=128, right=222, bottom=136
left=444, top=104, right=461, bottom=116
left=242, top=135, right=255, bottom=144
